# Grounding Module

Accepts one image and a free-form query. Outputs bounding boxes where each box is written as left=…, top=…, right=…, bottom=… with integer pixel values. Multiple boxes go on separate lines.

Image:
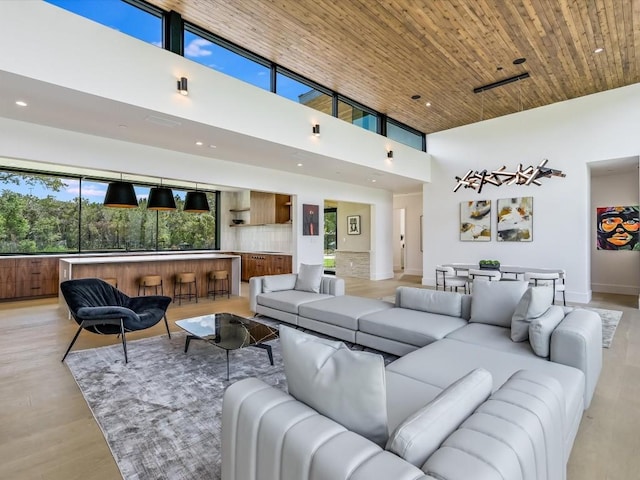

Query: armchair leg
left=120, top=320, right=128, bottom=363
left=61, top=324, right=84, bottom=362
left=163, top=315, right=171, bottom=339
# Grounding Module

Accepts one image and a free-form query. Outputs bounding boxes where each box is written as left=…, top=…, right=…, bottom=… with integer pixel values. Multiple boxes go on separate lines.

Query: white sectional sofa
left=233, top=275, right=603, bottom=480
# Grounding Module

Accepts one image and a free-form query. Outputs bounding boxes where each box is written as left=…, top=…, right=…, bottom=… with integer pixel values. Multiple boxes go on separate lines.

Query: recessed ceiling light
left=513, top=57, right=526, bottom=65
left=371, top=179, right=377, bottom=183
left=594, top=47, right=604, bottom=53
left=118, top=124, right=128, bottom=129
left=15, top=100, right=27, bottom=107
left=209, top=144, right=217, bottom=148
left=195, top=141, right=203, bottom=146
left=297, top=163, right=303, bottom=167
left=425, top=102, right=432, bottom=107
left=411, top=94, right=421, bottom=100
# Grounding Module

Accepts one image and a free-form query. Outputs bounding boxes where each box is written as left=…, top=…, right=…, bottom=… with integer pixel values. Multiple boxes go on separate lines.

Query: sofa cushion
left=386, top=338, right=584, bottom=432
left=294, top=263, right=323, bottom=293
left=262, top=273, right=298, bottom=293
left=470, top=280, right=528, bottom=327
left=529, top=305, right=565, bottom=357
left=510, top=286, right=554, bottom=341
left=257, top=290, right=332, bottom=314
left=397, top=287, right=462, bottom=317
left=359, top=308, right=467, bottom=348
left=386, top=368, right=492, bottom=468
left=299, top=295, right=393, bottom=330
left=279, top=326, right=388, bottom=447
left=445, top=323, right=535, bottom=357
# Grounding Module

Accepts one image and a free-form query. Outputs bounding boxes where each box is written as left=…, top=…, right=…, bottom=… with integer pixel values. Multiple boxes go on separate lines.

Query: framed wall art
left=596, top=205, right=639, bottom=250
left=497, top=197, right=533, bottom=242
left=302, top=204, right=319, bottom=236
left=460, top=200, right=491, bottom=241
left=347, top=215, right=361, bottom=235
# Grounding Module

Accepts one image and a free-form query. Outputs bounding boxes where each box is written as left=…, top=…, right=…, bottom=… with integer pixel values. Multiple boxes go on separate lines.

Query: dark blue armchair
left=60, top=278, right=172, bottom=363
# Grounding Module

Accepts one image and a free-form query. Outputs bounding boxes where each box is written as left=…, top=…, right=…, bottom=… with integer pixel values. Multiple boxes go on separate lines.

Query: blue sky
left=47, top=0, right=312, bottom=101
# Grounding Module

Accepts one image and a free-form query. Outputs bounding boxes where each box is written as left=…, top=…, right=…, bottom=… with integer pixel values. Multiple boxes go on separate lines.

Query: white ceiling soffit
left=0, top=70, right=424, bottom=194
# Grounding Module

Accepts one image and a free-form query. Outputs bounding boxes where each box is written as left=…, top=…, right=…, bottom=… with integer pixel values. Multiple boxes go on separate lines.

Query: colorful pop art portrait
left=460, top=200, right=491, bottom=241
left=596, top=205, right=639, bottom=250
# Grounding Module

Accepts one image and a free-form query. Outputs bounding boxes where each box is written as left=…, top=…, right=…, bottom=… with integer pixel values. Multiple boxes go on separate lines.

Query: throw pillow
left=279, top=326, right=388, bottom=447
left=262, top=273, right=297, bottom=293
left=386, top=368, right=492, bottom=467
left=470, top=280, right=528, bottom=327
left=397, top=287, right=462, bottom=317
left=510, top=286, right=555, bottom=342
left=294, top=263, right=323, bottom=293
left=529, top=305, right=565, bottom=357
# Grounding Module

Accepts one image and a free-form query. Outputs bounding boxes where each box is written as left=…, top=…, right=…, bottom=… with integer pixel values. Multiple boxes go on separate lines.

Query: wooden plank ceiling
left=147, top=0, right=639, bottom=134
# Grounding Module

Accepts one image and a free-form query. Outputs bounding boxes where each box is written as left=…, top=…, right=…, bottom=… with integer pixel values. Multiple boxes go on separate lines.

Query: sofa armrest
left=249, top=276, right=265, bottom=313
left=222, top=377, right=431, bottom=480
left=550, top=308, right=602, bottom=408
left=320, top=275, right=345, bottom=296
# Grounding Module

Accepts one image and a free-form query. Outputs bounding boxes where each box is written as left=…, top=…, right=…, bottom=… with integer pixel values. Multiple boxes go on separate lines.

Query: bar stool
left=102, top=277, right=118, bottom=289
left=207, top=270, right=230, bottom=300
left=138, top=275, right=163, bottom=296
left=174, top=272, right=198, bottom=305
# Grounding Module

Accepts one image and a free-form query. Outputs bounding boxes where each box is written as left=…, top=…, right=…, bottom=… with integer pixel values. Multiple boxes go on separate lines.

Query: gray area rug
left=66, top=326, right=396, bottom=480
left=586, top=307, right=623, bottom=348
left=66, top=332, right=284, bottom=480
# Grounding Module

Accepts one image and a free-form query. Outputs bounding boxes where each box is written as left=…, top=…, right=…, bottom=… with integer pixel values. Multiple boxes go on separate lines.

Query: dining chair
left=524, top=271, right=566, bottom=306
left=435, top=265, right=468, bottom=293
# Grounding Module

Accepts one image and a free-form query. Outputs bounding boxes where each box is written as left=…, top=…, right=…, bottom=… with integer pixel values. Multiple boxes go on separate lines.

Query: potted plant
left=479, top=259, right=501, bottom=270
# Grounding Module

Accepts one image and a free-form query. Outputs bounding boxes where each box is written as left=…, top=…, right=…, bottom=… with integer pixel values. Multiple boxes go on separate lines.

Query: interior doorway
left=324, top=207, right=337, bottom=275
left=393, top=208, right=406, bottom=273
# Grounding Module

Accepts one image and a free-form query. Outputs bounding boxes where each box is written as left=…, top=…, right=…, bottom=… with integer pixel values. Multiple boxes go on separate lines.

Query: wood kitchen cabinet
left=0, top=256, right=59, bottom=300
left=239, top=253, right=292, bottom=281
left=230, top=191, right=291, bottom=227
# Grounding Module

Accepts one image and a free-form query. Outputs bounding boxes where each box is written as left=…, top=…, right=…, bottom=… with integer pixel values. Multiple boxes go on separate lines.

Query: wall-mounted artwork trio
left=596, top=205, right=639, bottom=251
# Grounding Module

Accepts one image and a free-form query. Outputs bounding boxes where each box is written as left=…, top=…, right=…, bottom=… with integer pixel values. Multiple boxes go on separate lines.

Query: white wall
left=425, top=83, right=640, bottom=303
left=590, top=166, right=640, bottom=295
left=393, top=193, right=423, bottom=276
left=0, top=1, right=406, bottom=279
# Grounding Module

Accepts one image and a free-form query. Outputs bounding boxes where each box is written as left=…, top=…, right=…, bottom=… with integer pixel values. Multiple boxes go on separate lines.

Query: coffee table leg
left=184, top=335, right=195, bottom=353
left=251, top=343, right=274, bottom=365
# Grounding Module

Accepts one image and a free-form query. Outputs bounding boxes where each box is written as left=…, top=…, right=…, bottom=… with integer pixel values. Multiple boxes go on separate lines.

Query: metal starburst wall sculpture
left=453, top=159, right=565, bottom=193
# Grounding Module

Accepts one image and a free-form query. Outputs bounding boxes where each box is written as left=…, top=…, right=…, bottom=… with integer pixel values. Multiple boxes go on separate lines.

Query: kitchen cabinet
left=238, top=253, right=292, bottom=281
left=0, top=256, right=59, bottom=300
left=230, top=191, right=291, bottom=227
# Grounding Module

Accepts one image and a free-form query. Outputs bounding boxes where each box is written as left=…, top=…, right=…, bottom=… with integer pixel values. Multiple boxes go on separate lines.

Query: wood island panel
left=58, top=254, right=241, bottom=309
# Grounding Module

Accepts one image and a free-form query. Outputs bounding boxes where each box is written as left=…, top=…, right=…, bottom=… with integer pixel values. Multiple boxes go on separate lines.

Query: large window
left=338, top=98, right=378, bottom=133
left=184, top=26, right=271, bottom=91
left=0, top=170, right=218, bottom=254
left=387, top=121, right=424, bottom=150
left=276, top=70, right=333, bottom=115
left=45, top=0, right=163, bottom=47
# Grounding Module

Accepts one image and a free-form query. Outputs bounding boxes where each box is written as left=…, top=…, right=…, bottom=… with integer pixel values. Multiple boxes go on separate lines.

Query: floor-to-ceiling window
left=0, top=170, right=218, bottom=254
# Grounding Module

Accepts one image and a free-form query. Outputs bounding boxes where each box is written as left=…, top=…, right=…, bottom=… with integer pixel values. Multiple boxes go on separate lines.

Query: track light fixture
left=177, top=77, right=188, bottom=96
left=312, top=124, right=320, bottom=136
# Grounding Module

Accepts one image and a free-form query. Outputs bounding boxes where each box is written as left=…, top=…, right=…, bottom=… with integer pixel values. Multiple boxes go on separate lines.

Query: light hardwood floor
left=0, top=276, right=638, bottom=479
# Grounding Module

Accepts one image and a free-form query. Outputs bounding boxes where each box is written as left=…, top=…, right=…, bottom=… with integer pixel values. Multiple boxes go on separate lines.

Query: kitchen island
left=59, top=253, right=241, bottom=308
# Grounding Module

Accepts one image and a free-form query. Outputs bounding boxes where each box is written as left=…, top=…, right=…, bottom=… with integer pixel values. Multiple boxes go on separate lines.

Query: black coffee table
left=175, top=312, right=278, bottom=380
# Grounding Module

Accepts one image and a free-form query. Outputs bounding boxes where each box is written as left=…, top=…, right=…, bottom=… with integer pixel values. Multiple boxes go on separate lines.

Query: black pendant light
left=184, top=190, right=210, bottom=213
left=147, top=186, right=177, bottom=211
left=104, top=181, right=138, bottom=208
